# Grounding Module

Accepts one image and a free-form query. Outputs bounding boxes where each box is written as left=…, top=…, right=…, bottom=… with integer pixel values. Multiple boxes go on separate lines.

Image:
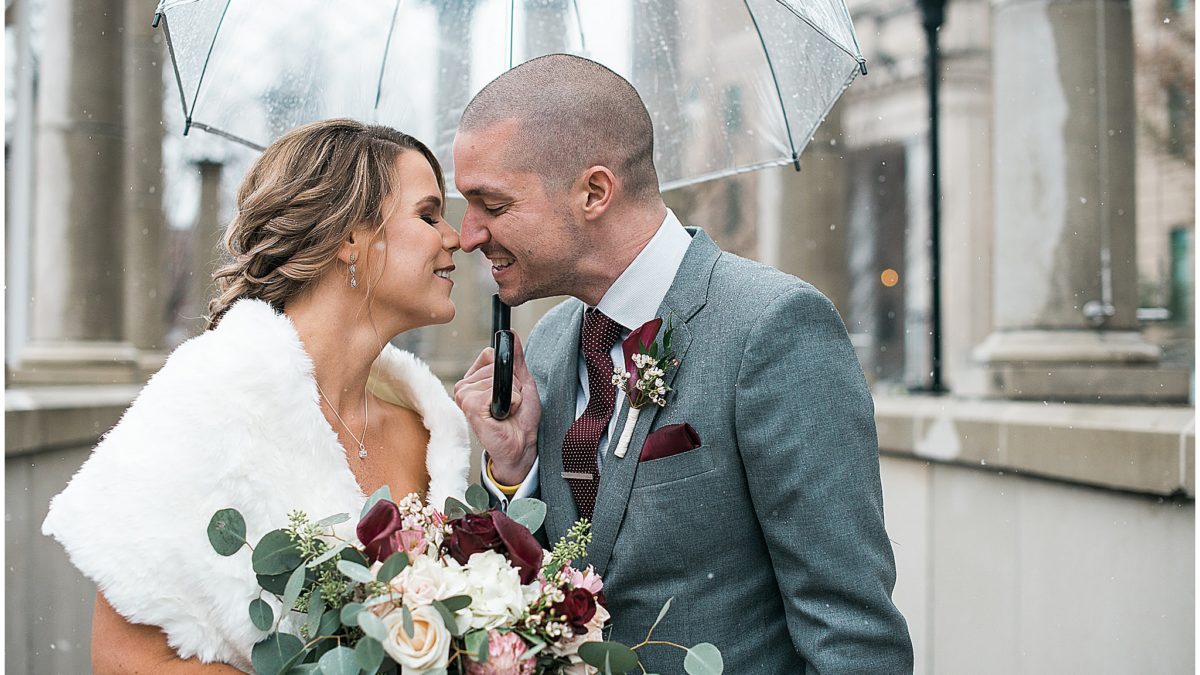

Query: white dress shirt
left=483, top=210, right=693, bottom=505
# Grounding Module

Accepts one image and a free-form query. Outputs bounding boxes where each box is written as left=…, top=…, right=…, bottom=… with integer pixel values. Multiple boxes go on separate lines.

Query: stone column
left=770, top=113, right=850, bottom=314
left=966, top=0, right=1188, bottom=402
left=188, top=161, right=224, bottom=334
left=19, top=0, right=137, bottom=384
left=123, top=0, right=168, bottom=372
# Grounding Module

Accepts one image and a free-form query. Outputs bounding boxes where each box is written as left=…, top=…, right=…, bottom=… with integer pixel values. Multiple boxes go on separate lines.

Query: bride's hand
left=454, top=334, right=540, bottom=485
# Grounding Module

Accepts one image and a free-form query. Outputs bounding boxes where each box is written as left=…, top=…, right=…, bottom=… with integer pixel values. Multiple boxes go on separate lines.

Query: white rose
left=460, top=551, right=532, bottom=631
left=381, top=604, right=451, bottom=674
left=397, top=555, right=469, bottom=608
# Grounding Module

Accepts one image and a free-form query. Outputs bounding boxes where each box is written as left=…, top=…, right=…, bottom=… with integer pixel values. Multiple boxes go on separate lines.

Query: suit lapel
left=584, top=229, right=721, bottom=577
left=537, top=302, right=585, bottom=543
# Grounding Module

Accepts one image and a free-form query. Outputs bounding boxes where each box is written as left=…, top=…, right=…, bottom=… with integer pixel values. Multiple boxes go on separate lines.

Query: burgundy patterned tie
left=561, top=308, right=624, bottom=521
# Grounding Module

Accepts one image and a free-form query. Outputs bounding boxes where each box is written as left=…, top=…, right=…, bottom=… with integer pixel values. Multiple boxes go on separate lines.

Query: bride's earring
left=349, top=252, right=358, bottom=289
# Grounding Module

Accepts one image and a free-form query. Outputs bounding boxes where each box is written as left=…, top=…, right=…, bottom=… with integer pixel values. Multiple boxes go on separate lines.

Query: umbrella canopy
left=155, top=0, right=865, bottom=191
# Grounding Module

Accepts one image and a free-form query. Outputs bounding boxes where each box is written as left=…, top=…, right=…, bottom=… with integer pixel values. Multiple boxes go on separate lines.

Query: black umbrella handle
left=490, top=295, right=513, bottom=420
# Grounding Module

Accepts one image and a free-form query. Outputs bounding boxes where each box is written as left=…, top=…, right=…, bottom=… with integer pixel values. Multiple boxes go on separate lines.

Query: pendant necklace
left=315, top=381, right=369, bottom=460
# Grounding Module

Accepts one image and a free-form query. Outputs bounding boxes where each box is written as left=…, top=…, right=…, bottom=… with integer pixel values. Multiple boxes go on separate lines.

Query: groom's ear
left=579, top=166, right=616, bottom=221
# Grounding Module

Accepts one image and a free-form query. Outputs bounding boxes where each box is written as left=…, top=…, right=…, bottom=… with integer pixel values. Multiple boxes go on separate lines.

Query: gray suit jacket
left=524, top=229, right=913, bottom=674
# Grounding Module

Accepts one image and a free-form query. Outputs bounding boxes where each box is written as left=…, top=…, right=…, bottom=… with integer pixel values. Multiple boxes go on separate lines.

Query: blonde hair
left=206, top=118, right=445, bottom=329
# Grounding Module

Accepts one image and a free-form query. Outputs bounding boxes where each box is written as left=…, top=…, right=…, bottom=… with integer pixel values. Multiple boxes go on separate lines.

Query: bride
left=41, top=119, right=471, bottom=672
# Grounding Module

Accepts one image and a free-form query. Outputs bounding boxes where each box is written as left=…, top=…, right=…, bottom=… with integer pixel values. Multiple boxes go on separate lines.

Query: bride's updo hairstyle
left=206, top=118, right=445, bottom=329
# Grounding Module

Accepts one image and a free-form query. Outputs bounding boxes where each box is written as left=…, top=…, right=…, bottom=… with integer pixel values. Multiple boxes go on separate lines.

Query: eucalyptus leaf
left=465, top=484, right=490, bottom=512
left=336, top=559, right=374, bottom=584
left=464, top=629, right=488, bottom=664
left=357, top=610, right=388, bottom=643
left=340, top=547, right=370, bottom=568
left=317, top=646, right=357, bottom=675
left=281, top=564, right=308, bottom=611
left=253, top=530, right=303, bottom=575
left=339, top=602, right=365, bottom=627
left=683, top=643, right=723, bottom=675
left=355, top=637, right=385, bottom=674
left=285, top=664, right=320, bottom=674
left=251, top=632, right=305, bottom=675
left=315, top=512, right=351, bottom=528
left=307, top=541, right=348, bottom=568
left=377, top=552, right=409, bottom=582
left=506, top=498, right=547, bottom=533
left=430, top=600, right=462, bottom=637
left=577, top=642, right=639, bottom=673
left=317, top=608, right=341, bottom=638
left=645, top=596, right=673, bottom=641
left=208, top=508, right=247, bottom=556
left=360, top=485, right=392, bottom=520
left=304, top=590, right=325, bottom=638
left=443, top=497, right=469, bottom=520
left=257, top=571, right=291, bottom=595
left=439, top=595, right=472, bottom=612
left=249, top=598, right=275, bottom=631
left=402, top=606, right=415, bottom=639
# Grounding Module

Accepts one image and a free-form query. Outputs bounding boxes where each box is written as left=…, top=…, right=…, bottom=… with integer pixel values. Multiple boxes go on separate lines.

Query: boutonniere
left=610, top=317, right=679, bottom=458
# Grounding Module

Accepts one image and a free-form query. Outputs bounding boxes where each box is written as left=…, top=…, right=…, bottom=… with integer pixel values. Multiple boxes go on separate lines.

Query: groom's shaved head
left=460, top=54, right=660, bottom=201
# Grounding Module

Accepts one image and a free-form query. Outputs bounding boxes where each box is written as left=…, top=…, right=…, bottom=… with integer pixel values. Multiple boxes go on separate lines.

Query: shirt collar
left=594, top=209, right=692, bottom=332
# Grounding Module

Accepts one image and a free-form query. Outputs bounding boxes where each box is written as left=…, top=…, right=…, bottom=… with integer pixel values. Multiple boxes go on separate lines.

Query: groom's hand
left=454, top=333, right=540, bottom=485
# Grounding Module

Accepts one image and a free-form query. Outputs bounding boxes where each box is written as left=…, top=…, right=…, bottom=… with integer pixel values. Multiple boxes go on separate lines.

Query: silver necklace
left=315, top=381, right=369, bottom=459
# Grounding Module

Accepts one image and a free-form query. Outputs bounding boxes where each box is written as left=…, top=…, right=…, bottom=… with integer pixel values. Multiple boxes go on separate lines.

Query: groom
left=453, top=54, right=912, bottom=673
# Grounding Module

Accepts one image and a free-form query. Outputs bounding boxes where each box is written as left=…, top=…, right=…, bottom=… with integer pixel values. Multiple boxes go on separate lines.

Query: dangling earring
left=349, top=252, right=358, bottom=289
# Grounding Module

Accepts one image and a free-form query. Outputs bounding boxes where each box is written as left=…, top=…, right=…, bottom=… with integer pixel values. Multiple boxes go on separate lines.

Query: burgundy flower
left=357, top=499, right=404, bottom=563
left=445, top=511, right=543, bottom=585
left=490, top=510, right=543, bottom=585
left=444, top=512, right=504, bottom=562
left=621, top=317, right=663, bottom=380
left=553, top=588, right=597, bottom=634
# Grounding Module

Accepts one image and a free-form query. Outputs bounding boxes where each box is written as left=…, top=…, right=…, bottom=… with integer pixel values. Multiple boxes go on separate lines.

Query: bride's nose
left=439, top=221, right=460, bottom=253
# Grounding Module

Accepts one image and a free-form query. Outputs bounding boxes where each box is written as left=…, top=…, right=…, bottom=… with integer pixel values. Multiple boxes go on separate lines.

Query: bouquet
left=207, top=485, right=723, bottom=675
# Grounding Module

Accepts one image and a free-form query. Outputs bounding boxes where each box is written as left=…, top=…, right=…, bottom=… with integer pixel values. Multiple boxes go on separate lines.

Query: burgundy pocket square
left=639, top=423, right=702, bottom=462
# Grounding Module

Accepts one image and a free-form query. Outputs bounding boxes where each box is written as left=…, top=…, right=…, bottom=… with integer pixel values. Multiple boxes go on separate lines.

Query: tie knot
left=581, top=309, right=623, bottom=355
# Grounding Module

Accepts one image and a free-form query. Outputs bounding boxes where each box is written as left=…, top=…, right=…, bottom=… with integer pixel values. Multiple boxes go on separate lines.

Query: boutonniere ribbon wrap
left=610, top=317, right=679, bottom=458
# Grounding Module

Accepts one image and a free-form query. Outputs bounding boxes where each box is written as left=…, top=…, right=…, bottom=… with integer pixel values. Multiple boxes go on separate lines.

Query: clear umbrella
left=155, top=0, right=866, bottom=191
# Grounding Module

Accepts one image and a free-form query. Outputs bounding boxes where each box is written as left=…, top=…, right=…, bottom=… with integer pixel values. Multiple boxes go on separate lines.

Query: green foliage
left=431, top=599, right=463, bottom=637
left=443, top=497, right=470, bottom=519
left=355, top=637, right=385, bottom=674
left=578, top=642, right=639, bottom=673
left=465, top=484, right=490, bottom=512
left=208, top=509, right=247, bottom=556
left=544, top=519, right=592, bottom=576
left=251, top=632, right=305, bottom=675
left=303, top=590, right=324, bottom=638
left=377, top=552, right=409, bottom=583
left=281, top=564, right=308, bottom=613
left=336, top=560, right=373, bottom=584
left=339, top=602, right=365, bottom=627
left=464, top=629, right=489, bottom=663
left=253, top=530, right=303, bottom=575
left=506, top=498, right=547, bottom=533
left=248, top=598, right=274, bottom=632
left=360, top=485, right=392, bottom=520
left=317, top=646, right=357, bottom=675
left=357, top=610, right=388, bottom=643
left=683, top=643, right=723, bottom=675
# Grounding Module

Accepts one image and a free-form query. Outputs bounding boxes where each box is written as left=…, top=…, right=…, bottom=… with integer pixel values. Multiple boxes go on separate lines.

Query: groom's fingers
left=462, top=347, right=495, bottom=379
left=511, top=333, right=530, bottom=377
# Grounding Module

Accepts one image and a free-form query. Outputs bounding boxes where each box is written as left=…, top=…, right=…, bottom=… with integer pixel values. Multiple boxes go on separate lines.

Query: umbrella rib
left=187, top=0, right=235, bottom=121
left=188, top=120, right=267, bottom=151
left=507, top=0, right=516, bottom=69
left=744, top=0, right=799, bottom=167
left=155, top=13, right=192, bottom=124
left=571, top=0, right=587, bottom=53
left=768, top=0, right=866, bottom=69
left=374, top=0, right=403, bottom=111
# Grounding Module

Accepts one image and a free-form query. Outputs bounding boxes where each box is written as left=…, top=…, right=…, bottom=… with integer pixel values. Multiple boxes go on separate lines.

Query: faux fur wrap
left=41, top=299, right=471, bottom=671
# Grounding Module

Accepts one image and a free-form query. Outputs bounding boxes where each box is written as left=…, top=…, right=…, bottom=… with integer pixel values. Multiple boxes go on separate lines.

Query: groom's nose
left=458, top=208, right=489, bottom=252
